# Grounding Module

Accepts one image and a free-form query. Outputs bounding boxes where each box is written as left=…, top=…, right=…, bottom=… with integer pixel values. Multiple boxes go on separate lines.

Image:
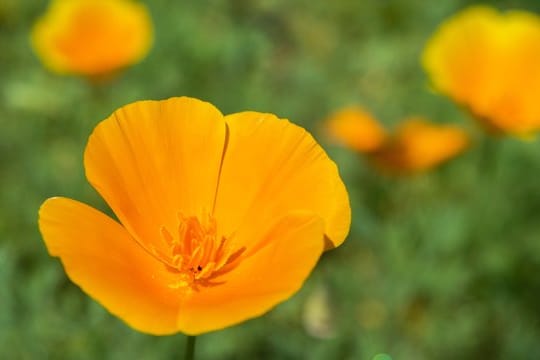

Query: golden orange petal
left=423, top=6, right=502, bottom=109
left=485, top=10, right=540, bottom=135
left=214, top=111, right=350, bottom=250
left=325, top=106, right=387, bottom=152
left=84, top=97, right=227, bottom=261
left=38, top=197, right=181, bottom=335
left=372, top=118, right=469, bottom=173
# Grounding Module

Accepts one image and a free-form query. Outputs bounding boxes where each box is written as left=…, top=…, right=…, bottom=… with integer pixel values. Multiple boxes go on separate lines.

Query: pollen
left=159, top=213, right=245, bottom=291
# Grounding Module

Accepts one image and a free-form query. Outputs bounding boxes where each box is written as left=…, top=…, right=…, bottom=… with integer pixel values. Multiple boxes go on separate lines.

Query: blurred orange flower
left=325, top=107, right=387, bottom=152
left=325, top=107, right=469, bottom=173
left=423, top=6, right=540, bottom=136
left=38, top=97, right=350, bottom=335
left=31, top=0, right=153, bottom=77
left=371, top=117, right=470, bottom=173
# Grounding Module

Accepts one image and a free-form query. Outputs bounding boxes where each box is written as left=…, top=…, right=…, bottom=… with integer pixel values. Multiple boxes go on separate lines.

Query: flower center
left=159, top=214, right=245, bottom=291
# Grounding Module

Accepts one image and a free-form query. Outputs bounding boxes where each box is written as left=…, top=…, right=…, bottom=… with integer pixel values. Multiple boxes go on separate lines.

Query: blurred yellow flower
left=372, top=117, right=470, bottom=173
left=38, top=97, right=350, bottom=335
left=423, top=6, right=540, bottom=136
left=325, top=107, right=469, bottom=173
left=325, top=107, right=387, bottom=152
left=31, top=0, right=153, bottom=77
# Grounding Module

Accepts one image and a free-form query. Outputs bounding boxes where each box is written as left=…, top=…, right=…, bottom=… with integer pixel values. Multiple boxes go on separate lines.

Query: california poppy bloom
left=31, top=0, right=152, bottom=77
left=371, top=117, right=470, bottom=173
left=38, top=97, right=350, bottom=335
left=422, top=6, right=540, bottom=136
left=325, top=107, right=468, bottom=173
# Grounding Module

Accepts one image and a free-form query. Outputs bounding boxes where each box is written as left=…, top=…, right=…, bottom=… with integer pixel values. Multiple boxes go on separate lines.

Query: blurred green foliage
left=1, top=0, right=540, bottom=359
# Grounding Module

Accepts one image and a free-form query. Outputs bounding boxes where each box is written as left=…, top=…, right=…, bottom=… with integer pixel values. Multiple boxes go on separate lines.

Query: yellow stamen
left=159, top=213, right=245, bottom=291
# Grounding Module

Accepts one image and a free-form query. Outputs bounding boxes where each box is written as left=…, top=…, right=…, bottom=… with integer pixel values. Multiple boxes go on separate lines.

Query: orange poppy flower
left=324, top=107, right=387, bottom=152
left=31, top=0, right=152, bottom=76
left=371, top=117, right=470, bottom=173
left=38, top=97, right=350, bottom=335
left=324, top=107, right=469, bottom=173
left=422, top=6, right=540, bottom=136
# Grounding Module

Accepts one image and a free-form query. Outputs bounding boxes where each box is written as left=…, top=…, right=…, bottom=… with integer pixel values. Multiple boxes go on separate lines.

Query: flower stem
left=184, top=335, right=196, bottom=360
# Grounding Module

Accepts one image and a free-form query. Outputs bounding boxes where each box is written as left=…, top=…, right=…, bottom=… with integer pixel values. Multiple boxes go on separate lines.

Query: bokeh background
left=2, top=0, right=540, bottom=359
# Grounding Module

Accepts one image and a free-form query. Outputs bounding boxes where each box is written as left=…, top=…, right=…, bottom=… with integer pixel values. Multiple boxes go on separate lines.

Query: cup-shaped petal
left=214, top=111, right=351, bottom=250
left=84, top=97, right=227, bottom=261
left=39, top=197, right=181, bottom=335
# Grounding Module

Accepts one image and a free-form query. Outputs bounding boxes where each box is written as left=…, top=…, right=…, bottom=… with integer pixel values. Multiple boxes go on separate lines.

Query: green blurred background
left=2, top=0, right=540, bottom=359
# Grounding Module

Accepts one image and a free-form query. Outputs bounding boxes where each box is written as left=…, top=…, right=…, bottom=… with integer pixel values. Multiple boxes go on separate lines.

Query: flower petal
left=38, top=197, right=181, bottom=335
left=177, top=212, right=325, bottom=335
left=371, top=118, right=469, bottom=173
left=488, top=10, right=540, bottom=134
left=84, top=97, right=227, bottom=258
left=214, top=112, right=350, bottom=249
left=325, top=106, right=387, bottom=152
left=422, top=6, right=502, bottom=113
